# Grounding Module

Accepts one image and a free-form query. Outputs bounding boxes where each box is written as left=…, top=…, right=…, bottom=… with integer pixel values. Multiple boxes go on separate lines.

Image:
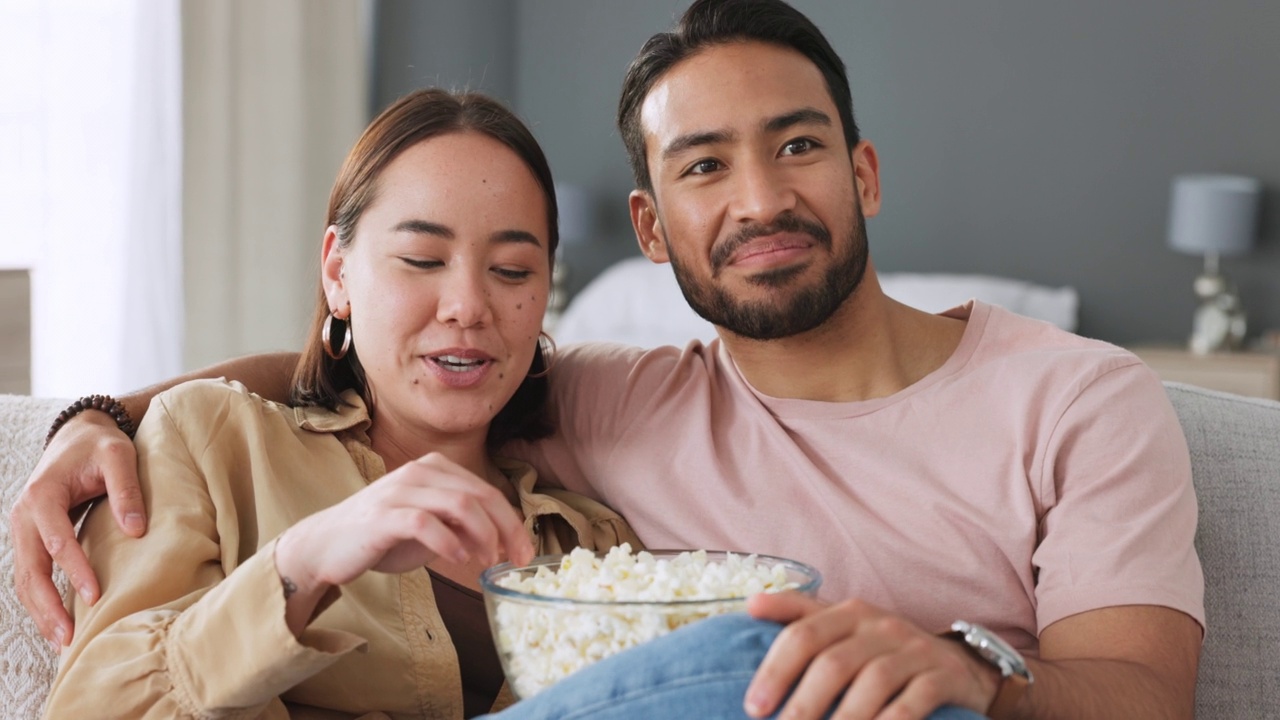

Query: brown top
left=428, top=572, right=502, bottom=718
left=44, top=380, right=641, bottom=719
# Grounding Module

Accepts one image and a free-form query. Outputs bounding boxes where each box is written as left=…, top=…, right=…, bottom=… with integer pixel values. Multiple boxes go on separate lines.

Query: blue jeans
left=484, top=613, right=987, bottom=719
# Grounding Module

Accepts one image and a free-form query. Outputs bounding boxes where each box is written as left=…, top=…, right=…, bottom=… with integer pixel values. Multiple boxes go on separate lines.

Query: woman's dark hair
left=617, top=0, right=860, bottom=193
left=291, top=88, right=559, bottom=451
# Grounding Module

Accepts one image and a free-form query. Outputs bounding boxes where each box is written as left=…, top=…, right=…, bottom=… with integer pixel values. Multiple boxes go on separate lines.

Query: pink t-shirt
left=510, top=301, right=1204, bottom=654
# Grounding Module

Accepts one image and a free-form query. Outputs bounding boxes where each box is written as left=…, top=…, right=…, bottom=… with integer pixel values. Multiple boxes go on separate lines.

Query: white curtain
left=0, top=0, right=182, bottom=397
left=181, top=0, right=371, bottom=371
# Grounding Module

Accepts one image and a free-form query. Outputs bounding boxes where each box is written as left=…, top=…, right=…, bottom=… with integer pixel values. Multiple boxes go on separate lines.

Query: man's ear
left=629, top=190, right=670, bottom=263
left=320, top=226, right=349, bottom=316
left=851, top=140, right=882, bottom=219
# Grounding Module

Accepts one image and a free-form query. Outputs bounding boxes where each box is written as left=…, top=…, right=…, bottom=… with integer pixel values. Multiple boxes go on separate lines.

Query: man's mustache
left=710, top=213, right=832, bottom=273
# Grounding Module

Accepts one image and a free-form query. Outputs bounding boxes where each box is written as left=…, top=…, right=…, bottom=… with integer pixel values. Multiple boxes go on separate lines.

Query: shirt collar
left=293, top=389, right=373, bottom=434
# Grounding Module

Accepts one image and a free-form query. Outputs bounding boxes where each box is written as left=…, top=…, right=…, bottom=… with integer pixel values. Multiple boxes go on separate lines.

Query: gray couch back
left=1167, top=383, right=1280, bottom=718
left=0, top=386, right=1275, bottom=716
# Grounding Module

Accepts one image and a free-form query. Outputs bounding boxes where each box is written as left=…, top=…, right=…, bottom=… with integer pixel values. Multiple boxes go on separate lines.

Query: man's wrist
left=944, top=621, right=1033, bottom=719
left=45, top=395, right=136, bottom=448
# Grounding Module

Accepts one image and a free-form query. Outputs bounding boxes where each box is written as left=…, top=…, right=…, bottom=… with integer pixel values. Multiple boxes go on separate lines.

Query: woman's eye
left=400, top=257, right=443, bottom=270
left=493, top=267, right=533, bottom=281
left=687, top=158, right=722, bottom=176
left=781, top=138, right=817, bottom=156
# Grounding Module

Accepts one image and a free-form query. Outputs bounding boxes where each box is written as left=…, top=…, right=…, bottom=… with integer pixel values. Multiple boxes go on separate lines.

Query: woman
left=42, top=89, right=639, bottom=719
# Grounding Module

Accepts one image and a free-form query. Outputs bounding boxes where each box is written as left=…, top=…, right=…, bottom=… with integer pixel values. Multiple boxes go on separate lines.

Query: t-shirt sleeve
left=1032, top=361, right=1205, bottom=634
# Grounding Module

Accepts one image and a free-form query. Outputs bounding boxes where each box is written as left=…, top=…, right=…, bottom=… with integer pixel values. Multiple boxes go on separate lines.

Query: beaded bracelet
left=45, top=394, right=137, bottom=448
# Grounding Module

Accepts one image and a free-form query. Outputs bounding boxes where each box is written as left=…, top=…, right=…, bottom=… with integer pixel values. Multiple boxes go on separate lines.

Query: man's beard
left=667, top=206, right=869, bottom=341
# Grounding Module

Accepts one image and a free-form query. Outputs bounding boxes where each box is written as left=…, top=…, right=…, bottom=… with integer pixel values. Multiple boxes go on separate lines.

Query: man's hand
left=743, top=592, right=998, bottom=720
left=9, top=411, right=145, bottom=647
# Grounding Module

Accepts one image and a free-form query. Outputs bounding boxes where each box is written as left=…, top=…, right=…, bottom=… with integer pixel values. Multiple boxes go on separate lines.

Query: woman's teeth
left=435, top=355, right=486, bottom=372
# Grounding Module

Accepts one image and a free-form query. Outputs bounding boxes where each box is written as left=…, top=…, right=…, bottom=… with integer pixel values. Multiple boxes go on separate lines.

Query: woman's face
left=322, top=131, right=551, bottom=444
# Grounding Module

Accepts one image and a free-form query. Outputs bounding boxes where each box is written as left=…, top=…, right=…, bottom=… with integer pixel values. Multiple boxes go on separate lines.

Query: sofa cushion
left=1166, top=382, right=1280, bottom=718
left=0, top=386, right=1276, bottom=718
left=0, top=395, right=68, bottom=719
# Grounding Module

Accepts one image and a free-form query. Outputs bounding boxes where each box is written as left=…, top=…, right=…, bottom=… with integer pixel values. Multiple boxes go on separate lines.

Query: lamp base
left=1188, top=271, right=1247, bottom=355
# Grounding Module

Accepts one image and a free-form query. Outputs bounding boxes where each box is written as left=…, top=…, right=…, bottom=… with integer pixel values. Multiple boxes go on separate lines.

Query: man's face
left=630, top=41, right=880, bottom=340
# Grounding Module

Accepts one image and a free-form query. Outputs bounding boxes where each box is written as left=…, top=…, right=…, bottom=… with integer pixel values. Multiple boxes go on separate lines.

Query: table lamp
left=1166, top=174, right=1261, bottom=354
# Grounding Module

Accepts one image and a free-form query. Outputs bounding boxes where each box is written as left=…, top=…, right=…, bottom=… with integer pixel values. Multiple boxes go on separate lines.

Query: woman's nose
left=435, top=269, right=493, bottom=328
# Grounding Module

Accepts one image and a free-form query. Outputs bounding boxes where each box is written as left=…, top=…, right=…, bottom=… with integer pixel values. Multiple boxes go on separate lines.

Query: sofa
left=2, top=387, right=1278, bottom=717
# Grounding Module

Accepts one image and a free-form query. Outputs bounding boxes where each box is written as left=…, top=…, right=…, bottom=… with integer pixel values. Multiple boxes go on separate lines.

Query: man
left=13, top=1, right=1202, bottom=717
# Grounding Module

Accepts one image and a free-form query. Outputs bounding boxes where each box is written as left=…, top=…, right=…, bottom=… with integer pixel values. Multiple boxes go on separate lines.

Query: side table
left=1127, top=346, right=1280, bottom=401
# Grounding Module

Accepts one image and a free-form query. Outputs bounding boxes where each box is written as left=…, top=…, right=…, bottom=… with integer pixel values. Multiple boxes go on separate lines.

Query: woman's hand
left=273, top=452, right=535, bottom=635
left=10, top=411, right=145, bottom=647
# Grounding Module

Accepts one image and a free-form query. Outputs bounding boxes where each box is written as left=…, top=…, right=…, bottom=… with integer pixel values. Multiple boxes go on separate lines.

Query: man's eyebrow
left=661, top=129, right=736, bottom=161
left=392, top=219, right=453, bottom=238
left=763, top=108, right=832, bottom=134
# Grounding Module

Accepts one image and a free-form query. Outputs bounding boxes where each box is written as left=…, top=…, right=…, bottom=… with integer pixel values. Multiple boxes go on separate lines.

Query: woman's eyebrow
left=392, top=219, right=453, bottom=238
left=490, top=229, right=543, bottom=248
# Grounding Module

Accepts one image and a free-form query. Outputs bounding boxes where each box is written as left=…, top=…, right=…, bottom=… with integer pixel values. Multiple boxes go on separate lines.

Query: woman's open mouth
left=432, top=354, right=490, bottom=373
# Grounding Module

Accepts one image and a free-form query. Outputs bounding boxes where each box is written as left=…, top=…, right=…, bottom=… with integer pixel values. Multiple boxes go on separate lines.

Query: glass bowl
left=480, top=548, right=821, bottom=699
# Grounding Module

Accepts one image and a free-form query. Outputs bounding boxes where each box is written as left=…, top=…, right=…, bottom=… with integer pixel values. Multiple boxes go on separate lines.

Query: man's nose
left=728, top=159, right=798, bottom=226
left=436, top=269, right=493, bottom=328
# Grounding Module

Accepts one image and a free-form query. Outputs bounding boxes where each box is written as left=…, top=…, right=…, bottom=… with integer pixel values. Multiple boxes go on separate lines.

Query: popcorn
left=487, top=544, right=802, bottom=698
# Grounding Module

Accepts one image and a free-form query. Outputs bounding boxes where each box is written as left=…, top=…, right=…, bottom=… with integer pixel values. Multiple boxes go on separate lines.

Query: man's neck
left=719, top=274, right=968, bottom=403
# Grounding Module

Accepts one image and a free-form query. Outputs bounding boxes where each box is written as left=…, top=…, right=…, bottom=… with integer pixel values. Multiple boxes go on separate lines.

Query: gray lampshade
left=1167, top=174, right=1261, bottom=256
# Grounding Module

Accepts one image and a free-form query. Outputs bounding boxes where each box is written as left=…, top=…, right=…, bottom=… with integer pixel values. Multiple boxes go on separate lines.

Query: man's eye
left=687, top=159, right=722, bottom=175
left=781, top=138, right=817, bottom=156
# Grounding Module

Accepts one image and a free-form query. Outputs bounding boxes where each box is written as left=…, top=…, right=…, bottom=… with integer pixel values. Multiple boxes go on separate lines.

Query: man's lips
left=722, top=234, right=816, bottom=270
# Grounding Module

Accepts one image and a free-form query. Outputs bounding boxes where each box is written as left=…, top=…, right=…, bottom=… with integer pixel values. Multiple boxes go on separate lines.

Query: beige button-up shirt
left=43, top=380, right=639, bottom=719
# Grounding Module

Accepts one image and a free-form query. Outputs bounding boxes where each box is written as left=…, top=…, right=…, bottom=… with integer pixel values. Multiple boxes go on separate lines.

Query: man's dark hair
left=617, top=0, right=860, bottom=193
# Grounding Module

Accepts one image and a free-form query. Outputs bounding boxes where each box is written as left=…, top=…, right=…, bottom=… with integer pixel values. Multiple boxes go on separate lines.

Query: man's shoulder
left=976, top=305, right=1145, bottom=379
left=556, top=339, right=726, bottom=384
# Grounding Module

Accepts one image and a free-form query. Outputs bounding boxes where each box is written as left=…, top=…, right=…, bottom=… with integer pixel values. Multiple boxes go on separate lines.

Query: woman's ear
left=321, top=226, right=349, bottom=316
left=629, top=190, right=670, bottom=263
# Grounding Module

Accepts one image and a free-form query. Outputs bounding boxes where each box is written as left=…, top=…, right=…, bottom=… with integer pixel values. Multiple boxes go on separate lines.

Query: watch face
left=950, top=621, right=1032, bottom=681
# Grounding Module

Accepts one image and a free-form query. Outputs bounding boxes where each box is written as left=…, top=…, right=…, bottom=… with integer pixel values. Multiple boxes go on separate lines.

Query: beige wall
left=182, top=0, right=370, bottom=371
left=0, top=270, right=31, bottom=394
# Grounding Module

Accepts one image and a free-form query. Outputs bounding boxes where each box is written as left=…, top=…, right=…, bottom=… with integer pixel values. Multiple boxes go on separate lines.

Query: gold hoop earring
left=322, top=310, right=352, bottom=360
left=527, top=330, right=557, bottom=379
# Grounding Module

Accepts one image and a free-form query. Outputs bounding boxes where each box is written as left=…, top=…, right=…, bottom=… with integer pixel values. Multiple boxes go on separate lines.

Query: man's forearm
left=119, top=352, right=300, bottom=423
left=1014, top=657, right=1195, bottom=720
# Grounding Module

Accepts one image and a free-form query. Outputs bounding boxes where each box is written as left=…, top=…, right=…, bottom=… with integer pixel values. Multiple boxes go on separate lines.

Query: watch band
left=986, top=669, right=1030, bottom=719
left=945, top=621, right=1033, bottom=720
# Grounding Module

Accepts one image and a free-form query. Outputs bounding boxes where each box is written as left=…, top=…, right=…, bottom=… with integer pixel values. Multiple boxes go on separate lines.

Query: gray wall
left=372, top=0, right=517, bottom=113
left=377, top=0, right=1280, bottom=345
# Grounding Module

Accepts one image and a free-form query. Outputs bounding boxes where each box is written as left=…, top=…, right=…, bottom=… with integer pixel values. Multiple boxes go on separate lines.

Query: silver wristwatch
left=948, top=620, right=1033, bottom=718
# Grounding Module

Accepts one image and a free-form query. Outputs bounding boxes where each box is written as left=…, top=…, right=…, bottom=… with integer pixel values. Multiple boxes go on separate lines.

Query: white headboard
left=555, top=256, right=1078, bottom=347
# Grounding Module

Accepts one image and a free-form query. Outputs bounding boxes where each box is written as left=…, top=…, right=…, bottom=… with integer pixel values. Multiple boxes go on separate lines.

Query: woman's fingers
left=404, top=454, right=534, bottom=565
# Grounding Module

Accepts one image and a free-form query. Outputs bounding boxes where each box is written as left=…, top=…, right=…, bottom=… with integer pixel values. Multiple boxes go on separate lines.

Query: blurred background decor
left=2, top=0, right=1278, bottom=396
left=1166, top=174, right=1261, bottom=354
